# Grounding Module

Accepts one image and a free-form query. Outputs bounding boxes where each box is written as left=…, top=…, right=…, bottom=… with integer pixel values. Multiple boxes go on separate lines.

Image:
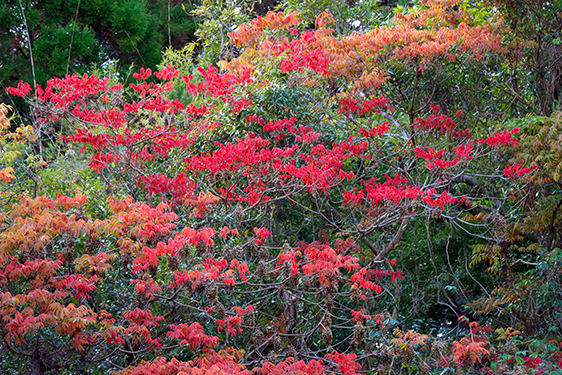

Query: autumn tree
left=2, top=1, right=562, bottom=374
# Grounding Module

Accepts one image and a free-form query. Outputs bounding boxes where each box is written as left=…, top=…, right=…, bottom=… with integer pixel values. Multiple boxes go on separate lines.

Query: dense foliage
left=1, top=0, right=562, bottom=374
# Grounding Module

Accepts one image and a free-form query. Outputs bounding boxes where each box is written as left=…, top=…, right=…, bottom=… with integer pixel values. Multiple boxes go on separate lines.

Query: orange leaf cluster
left=451, top=317, right=492, bottom=365
left=228, top=11, right=300, bottom=47
left=225, top=0, right=504, bottom=90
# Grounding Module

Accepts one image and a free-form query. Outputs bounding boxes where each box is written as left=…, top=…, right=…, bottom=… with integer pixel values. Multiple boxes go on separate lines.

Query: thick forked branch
left=374, top=215, right=411, bottom=262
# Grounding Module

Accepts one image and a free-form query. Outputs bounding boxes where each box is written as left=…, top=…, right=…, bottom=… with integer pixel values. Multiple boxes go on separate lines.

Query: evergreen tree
left=0, top=0, right=198, bottom=94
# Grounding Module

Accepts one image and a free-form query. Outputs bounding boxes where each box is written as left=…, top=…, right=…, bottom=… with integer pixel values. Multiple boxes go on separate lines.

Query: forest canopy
left=1, top=0, right=562, bottom=374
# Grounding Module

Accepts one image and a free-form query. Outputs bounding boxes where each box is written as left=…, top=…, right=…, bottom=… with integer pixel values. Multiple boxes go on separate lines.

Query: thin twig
left=17, top=0, right=36, bottom=94
left=66, top=0, right=81, bottom=76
